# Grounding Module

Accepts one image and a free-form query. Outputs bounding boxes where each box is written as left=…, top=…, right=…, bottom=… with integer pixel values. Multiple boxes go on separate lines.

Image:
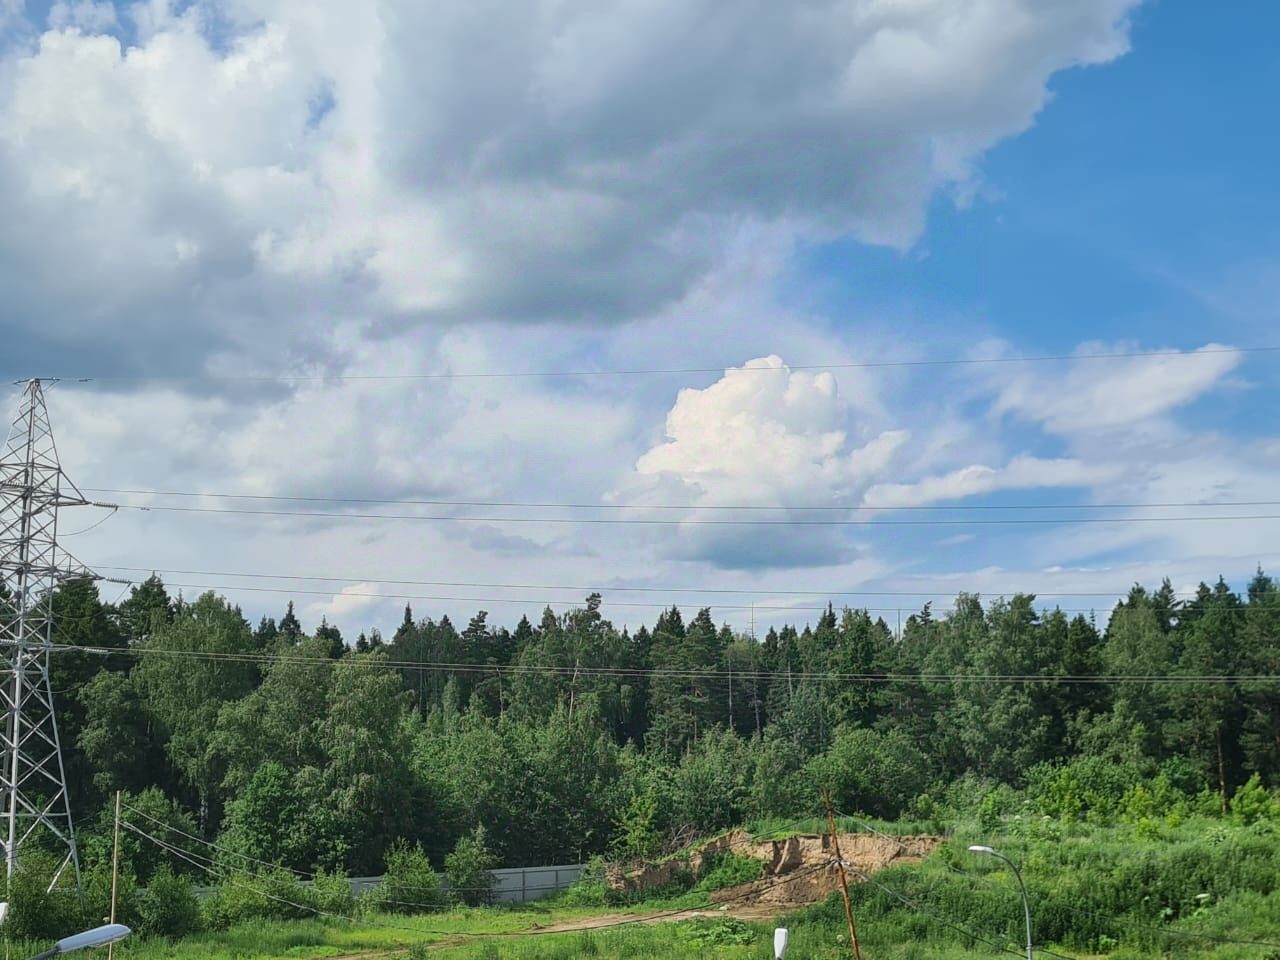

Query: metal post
left=970, top=846, right=1032, bottom=960
left=0, top=380, right=105, bottom=897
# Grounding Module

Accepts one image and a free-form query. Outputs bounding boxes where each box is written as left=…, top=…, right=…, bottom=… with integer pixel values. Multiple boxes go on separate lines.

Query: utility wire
left=28, top=343, right=1280, bottom=383
left=89, top=564, right=1234, bottom=600
left=114, top=577, right=1280, bottom=621
left=123, top=819, right=835, bottom=939
left=836, top=811, right=1280, bottom=952
left=50, top=641, right=1280, bottom=685
left=78, top=487, right=1280, bottom=513
left=121, top=803, right=564, bottom=904
left=108, top=502, right=1280, bottom=526
left=142, top=579, right=1140, bottom=615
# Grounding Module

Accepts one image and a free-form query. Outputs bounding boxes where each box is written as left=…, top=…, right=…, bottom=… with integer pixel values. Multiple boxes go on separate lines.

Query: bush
left=693, top=851, right=762, bottom=893
left=369, top=840, right=446, bottom=914
left=806, top=728, right=932, bottom=820
left=444, top=825, right=498, bottom=907
left=558, top=869, right=610, bottom=907
left=2, top=853, right=85, bottom=942
left=137, top=866, right=202, bottom=938
left=1231, top=774, right=1278, bottom=825
left=203, top=867, right=311, bottom=928
left=306, top=867, right=355, bottom=916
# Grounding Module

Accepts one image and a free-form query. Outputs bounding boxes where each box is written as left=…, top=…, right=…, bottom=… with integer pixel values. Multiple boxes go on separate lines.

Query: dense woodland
left=35, top=569, right=1280, bottom=881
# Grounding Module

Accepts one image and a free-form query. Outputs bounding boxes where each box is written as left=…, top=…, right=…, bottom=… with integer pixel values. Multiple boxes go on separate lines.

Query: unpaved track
left=327, top=901, right=799, bottom=957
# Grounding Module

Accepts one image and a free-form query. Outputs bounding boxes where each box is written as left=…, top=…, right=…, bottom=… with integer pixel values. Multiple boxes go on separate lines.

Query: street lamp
left=27, top=923, right=131, bottom=960
left=968, top=844, right=1032, bottom=960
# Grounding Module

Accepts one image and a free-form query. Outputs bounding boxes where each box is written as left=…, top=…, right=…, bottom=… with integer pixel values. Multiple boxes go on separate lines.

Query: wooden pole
left=108, top=789, right=122, bottom=960
left=824, top=790, right=863, bottom=960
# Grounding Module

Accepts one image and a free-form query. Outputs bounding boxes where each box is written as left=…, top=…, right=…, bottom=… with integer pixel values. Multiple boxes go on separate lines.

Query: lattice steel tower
left=0, top=379, right=95, bottom=892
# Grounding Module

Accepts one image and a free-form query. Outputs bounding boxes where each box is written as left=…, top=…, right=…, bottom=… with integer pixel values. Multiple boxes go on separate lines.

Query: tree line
left=35, top=568, right=1280, bottom=880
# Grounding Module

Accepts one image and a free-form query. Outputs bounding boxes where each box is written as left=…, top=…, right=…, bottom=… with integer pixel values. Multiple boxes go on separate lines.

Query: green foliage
left=1230, top=773, right=1279, bottom=824
left=1, top=852, right=86, bottom=942
left=44, top=566, right=1280, bottom=917
left=137, top=866, right=203, bottom=938
left=445, top=825, right=499, bottom=906
left=691, top=852, right=762, bottom=893
left=203, top=867, right=312, bottom=928
left=610, top=787, right=661, bottom=860
left=677, top=917, right=755, bottom=947
left=806, top=727, right=932, bottom=820
left=371, top=840, right=447, bottom=914
left=307, top=867, right=356, bottom=915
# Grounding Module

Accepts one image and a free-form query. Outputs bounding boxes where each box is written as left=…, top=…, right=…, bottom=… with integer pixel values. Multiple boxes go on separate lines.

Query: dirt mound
left=607, top=830, right=940, bottom=908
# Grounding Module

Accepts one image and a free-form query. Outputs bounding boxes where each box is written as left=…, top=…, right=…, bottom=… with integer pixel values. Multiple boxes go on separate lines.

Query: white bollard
left=774, top=927, right=789, bottom=959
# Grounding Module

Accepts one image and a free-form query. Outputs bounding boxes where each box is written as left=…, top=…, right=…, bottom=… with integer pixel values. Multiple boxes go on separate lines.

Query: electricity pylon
left=0, top=379, right=96, bottom=893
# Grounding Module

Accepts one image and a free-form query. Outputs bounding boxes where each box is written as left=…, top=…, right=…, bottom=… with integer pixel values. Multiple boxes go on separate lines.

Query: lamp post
left=968, top=845, right=1032, bottom=960
left=27, top=923, right=131, bottom=960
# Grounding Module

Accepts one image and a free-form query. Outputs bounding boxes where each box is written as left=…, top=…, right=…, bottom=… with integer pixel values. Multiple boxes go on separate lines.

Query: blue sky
left=1, top=0, right=1277, bottom=636
left=808, top=0, right=1280, bottom=349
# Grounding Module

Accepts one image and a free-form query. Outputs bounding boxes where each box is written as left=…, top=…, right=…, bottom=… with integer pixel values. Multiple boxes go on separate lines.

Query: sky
left=2, top=0, right=1278, bottom=639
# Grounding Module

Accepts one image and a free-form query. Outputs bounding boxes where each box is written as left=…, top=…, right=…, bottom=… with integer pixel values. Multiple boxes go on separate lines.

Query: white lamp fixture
left=28, top=923, right=131, bottom=960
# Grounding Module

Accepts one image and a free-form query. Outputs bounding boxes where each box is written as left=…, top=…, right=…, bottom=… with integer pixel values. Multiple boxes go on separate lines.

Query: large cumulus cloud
left=1, top=0, right=1139, bottom=375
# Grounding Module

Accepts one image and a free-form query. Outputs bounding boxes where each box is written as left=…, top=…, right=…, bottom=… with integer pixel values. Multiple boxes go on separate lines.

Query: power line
left=125, top=577, right=1280, bottom=621
left=77, top=486, right=1280, bottom=513
left=27, top=344, right=1280, bottom=384
left=839, top=808, right=1280, bottom=953
left=122, top=818, right=835, bottom=939
left=127, top=578, right=1138, bottom=614
left=108, top=502, right=1280, bottom=526
left=90, top=563, right=1229, bottom=599
left=52, top=642, right=1280, bottom=685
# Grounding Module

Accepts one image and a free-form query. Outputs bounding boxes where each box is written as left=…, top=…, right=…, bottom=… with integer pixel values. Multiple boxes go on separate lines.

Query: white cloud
left=631, top=356, right=907, bottom=507
left=990, top=342, right=1243, bottom=435
left=864, top=455, right=1119, bottom=507
left=308, top=581, right=382, bottom=624
left=0, top=0, right=1139, bottom=374
left=619, top=356, right=909, bottom=567
left=46, top=1, right=118, bottom=32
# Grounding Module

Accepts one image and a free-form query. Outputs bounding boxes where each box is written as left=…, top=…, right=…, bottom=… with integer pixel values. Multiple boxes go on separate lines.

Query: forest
left=32, top=565, right=1277, bottom=893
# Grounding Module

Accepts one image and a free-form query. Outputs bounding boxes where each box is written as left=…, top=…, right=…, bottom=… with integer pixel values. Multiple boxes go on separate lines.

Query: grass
left=10, top=816, right=1280, bottom=959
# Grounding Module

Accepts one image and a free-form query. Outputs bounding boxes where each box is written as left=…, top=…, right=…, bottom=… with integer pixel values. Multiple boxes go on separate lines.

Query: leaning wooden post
left=108, top=789, right=122, bottom=960
left=824, top=790, right=863, bottom=960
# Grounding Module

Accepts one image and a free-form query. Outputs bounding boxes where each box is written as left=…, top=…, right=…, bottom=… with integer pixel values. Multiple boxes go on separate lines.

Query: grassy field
left=10, top=815, right=1280, bottom=959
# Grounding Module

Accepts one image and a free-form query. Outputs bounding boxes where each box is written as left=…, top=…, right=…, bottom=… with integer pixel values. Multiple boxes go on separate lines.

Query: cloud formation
left=865, top=455, right=1120, bottom=507
left=990, top=343, right=1244, bottom=435
left=1, top=0, right=1138, bottom=374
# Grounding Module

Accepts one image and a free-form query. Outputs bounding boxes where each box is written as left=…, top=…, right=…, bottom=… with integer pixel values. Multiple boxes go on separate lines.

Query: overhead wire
left=106, top=502, right=1280, bottom=526
left=88, top=564, right=1232, bottom=600
left=78, top=487, right=1280, bottom=513
left=47, top=641, right=1280, bottom=685
left=835, top=810, right=1280, bottom=952
left=121, top=818, right=837, bottom=940
left=28, top=343, right=1280, bottom=384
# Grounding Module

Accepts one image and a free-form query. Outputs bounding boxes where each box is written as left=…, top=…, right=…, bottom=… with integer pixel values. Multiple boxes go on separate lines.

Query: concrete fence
left=350, top=864, right=586, bottom=903
left=195, top=863, right=587, bottom=905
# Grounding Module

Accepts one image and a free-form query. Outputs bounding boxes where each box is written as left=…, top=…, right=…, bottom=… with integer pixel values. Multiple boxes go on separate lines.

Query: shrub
left=556, top=858, right=609, bottom=907
left=1231, top=774, right=1278, bottom=825
left=693, top=851, right=762, bottom=893
left=445, top=825, right=498, bottom=907
left=203, top=867, right=310, bottom=927
left=610, top=788, right=662, bottom=861
left=137, top=866, right=202, bottom=938
left=805, top=728, right=931, bottom=820
left=307, top=867, right=355, bottom=916
left=2, top=852, right=85, bottom=942
left=370, top=840, right=447, bottom=914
